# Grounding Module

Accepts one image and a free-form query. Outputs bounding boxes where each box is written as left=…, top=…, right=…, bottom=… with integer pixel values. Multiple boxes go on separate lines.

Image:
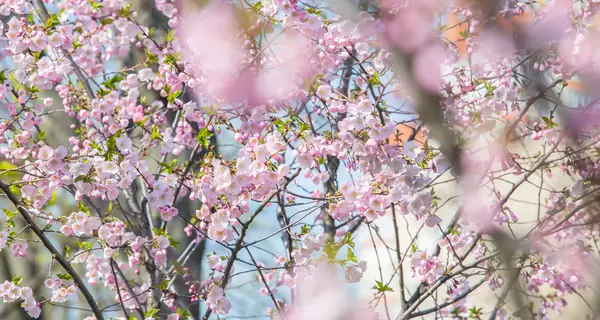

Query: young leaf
left=347, top=247, right=358, bottom=263
left=145, top=308, right=159, bottom=318
left=159, top=279, right=169, bottom=291
left=372, top=280, right=394, bottom=292
left=196, top=127, right=214, bottom=149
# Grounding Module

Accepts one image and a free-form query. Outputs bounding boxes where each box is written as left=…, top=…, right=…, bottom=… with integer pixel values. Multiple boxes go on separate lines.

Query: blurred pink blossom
left=178, top=2, right=244, bottom=100
left=257, top=30, right=314, bottom=100
left=565, top=104, right=600, bottom=138
left=282, top=265, right=377, bottom=320
left=385, top=9, right=431, bottom=53
left=475, top=29, right=516, bottom=61
left=179, top=2, right=316, bottom=103
left=560, top=30, right=600, bottom=92
left=528, top=0, right=572, bottom=47
left=413, top=41, right=446, bottom=92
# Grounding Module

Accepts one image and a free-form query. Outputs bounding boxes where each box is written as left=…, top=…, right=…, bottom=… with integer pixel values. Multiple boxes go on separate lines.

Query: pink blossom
left=10, top=242, right=27, bottom=257
left=284, top=265, right=376, bottom=320
left=206, top=285, right=231, bottom=315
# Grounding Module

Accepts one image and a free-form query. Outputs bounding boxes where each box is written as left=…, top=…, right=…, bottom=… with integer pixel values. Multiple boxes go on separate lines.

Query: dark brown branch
left=0, top=181, right=105, bottom=320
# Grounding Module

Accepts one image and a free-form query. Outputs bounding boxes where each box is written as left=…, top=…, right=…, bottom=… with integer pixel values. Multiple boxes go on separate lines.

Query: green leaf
left=96, top=88, right=111, bottom=97
left=145, top=308, right=159, bottom=318
left=411, top=243, right=418, bottom=252
left=88, top=0, right=103, bottom=10
left=45, top=14, right=60, bottom=29
left=2, top=209, right=17, bottom=219
left=369, top=72, right=381, bottom=86
left=57, top=273, right=74, bottom=281
left=74, top=174, right=96, bottom=184
left=484, top=81, right=496, bottom=97
left=542, top=116, right=557, bottom=128
left=306, top=7, right=323, bottom=17
left=146, top=50, right=158, bottom=64
left=100, top=18, right=114, bottom=26
left=0, top=161, right=20, bottom=183
left=167, top=90, right=182, bottom=103
left=169, top=237, right=180, bottom=249
left=298, top=121, right=311, bottom=133
left=273, top=118, right=287, bottom=133
left=177, top=307, right=192, bottom=318
left=12, top=275, right=23, bottom=285
left=469, top=306, right=483, bottom=316
left=344, top=232, right=355, bottom=249
left=76, top=241, right=93, bottom=251
left=300, top=225, right=311, bottom=235
left=323, top=241, right=344, bottom=263
left=165, top=30, right=176, bottom=42
left=160, top=159, right=178, bottom=174
left=37, top=130, right=46, bottom=141
left=46, top=191, right=58, bottom=206
left=105, top=130, right=121, bottom=160
left=347, top=247, right=358, bottom=263
left=253, top=1, right=264, bottom=11
left=290, top=115, right=310, bottom=134
left=28, top=85, right=40, bottom=94
left=78, top=201, right=91, bottom=215
left=164, top=53, right=179, bottom=68
left=118, top=4, right=133, bottom=18
left=372, top=280, right=394, bottom=292
left=72, top=40, right=83, bottom=50
left=196, top=127, right=214, bottom=149
left=103, top=74, right=124, bottom=90
left=151, top=125, right=162, bottom=142
left=172, top=260, right=185, bottom=274
left=159, top=279, right=169, bottom=291
left=323, top=243, right=337, bottom=262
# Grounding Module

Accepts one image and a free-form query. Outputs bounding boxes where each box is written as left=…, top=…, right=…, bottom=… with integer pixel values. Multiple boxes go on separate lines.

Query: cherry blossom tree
left=1, top=0, right=600, bottom=319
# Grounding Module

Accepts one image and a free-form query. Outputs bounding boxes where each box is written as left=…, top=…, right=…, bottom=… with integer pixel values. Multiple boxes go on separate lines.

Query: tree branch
left=0, top=181, right=105, bottom=320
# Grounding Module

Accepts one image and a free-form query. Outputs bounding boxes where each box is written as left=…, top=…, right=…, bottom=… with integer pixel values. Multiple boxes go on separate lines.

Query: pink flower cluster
left=411, top=250, right=444, bottom=285
left=0, top=282, right=40, bottom=318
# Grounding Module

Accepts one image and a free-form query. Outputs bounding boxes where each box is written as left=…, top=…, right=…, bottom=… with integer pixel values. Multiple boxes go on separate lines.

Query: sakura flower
left=0, top=231, right=8, bottom=249
left=570, top=182, right=584, bottom=197
left=316, top=84, right=332, bottom=99
left=138, top=68, right=154, bottom=82
left=208, top=226, right=234, bottom=243
left=403, top=140, right=422, bottom=160
left=153, top=249, right=167, bottom=267
left=115, top=136, right=132, bottom=153
left=10, top=242, right=27, bottom=257
left=344, top=265, right=365, bottom=283
left=206, top=285, right=231, bottom=315
left=38, top=145, right=54, bottom=160
left=155, top=235, right=171, bottom=250
left=425, top=215, right=442, bottom=227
